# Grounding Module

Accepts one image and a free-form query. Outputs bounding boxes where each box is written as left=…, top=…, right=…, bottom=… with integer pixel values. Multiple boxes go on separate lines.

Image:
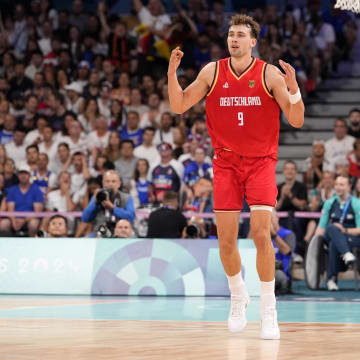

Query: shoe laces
left=230, top=296, right=248, bottom=317
left=262, top=307, right=277, bottom=328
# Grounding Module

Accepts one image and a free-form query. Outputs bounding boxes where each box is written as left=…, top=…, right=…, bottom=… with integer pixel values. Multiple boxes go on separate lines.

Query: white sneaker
left=228, top=293, right=250, bottom=332
left=342, top=252, right=356, bottom=266
left=327, top=278, right=339, bottom=291
left=261, top=307, right=280, bottom=340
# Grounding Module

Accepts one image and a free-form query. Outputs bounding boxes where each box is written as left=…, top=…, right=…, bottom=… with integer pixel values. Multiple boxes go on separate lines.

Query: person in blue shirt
left=314, top=175, right=360, bottom=291
left=120, top=110, right=143, bottom=147
left=270, top=211, right=296, bottom=295
left=0, top=164, right=43, bottom=236
left=0, top=114, right=16, bottom=145
left=81, top=170, right=135, bottom=236
left=183, top=147, right=212, bottom=187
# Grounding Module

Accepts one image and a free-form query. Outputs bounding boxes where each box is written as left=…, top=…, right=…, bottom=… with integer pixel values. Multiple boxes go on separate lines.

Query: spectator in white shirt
left=133, top=0, right=171, bottom=42
left=5, top=127, right=27, bottom=165
left=42, top=171, right=79, bottom=234
left=25, top=50, right=43, bottom=80
left=38, top=125, right=58, bottom=165
left=87, top=115, right=110, bottom=151
left=24, top=116, right=48, bottom=146
left=154, top=112, right=175, bottom=146
left=126, top=88, right=149, bottom=117
left=134, top=126, right=160, bottom=167
left=97, top=82, right=112, bottom=119
left=64, top=82, right=84, bottom=114
left=63, top=119, right=88, bottom=155
left=324, top=118, right=355, bottom=172
left=140, top=92, right=162, bottom=129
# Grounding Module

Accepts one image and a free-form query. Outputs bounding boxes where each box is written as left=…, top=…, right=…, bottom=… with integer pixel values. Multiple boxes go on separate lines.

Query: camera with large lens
left=186, top=224, right=200, bottom=238
left=96, top=188, right=112, bottom=205
left=97, top=224, right=113, bottom=238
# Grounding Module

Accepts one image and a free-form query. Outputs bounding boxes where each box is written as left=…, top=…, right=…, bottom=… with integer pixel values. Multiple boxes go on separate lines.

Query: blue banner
left=0, top=238, right=260, bottom=296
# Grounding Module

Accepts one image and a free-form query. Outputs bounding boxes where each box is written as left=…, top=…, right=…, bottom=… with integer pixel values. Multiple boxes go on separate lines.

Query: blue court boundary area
left=0, top=292, right=359, bottom=324
left=283, top=280, right=360, bottom=302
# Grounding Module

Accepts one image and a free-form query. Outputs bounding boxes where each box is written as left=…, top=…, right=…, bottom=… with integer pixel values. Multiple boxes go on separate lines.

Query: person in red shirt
left=348, top=139, right=360, bottom=178
left=168, top=14, right=304, bottom=340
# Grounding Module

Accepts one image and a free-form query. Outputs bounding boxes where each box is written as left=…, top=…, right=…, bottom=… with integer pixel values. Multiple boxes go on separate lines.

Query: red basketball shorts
left=212, top=148, right=278, bottom=211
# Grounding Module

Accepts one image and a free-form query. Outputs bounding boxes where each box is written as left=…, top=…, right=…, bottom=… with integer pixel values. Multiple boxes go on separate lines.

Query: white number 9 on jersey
left=237, top=112, right=244, bottom=126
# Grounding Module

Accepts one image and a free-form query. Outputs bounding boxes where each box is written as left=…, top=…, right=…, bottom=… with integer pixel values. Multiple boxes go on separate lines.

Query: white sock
left=227, top=271, right=247, bottom=297
left=260, top=279, right=276, bottom=313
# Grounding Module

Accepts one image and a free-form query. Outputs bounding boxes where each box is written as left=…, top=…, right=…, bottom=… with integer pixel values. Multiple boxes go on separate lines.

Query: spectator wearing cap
left=5, top=127, right=27, bottom=164
left=0, top=114, right=16, bottom=145
left=97, top=82, right=112, bottom=119
left=347, top=108, right=360, bottom=139
left=150, top=142, right=184, bottom=202
left=120, top=111, right=144, bottom=147
left=183, top=147, right=212, bottom=187
left=9, top=61, right=33, bottom=98
left=154, top=112, right=175, bottom=147
left=324, top=118, right=355, bottom=173
left=0, top=164, right=43, bottom=237
left=114, top=140, right=138, bottom=192
left=76, top=60, right=90, bottom=89
left=64, top=82, right=84, bottom=115
left=25, top=51, right=43, bottom=81
left=303, top=140, right=329, bottom=189
left=134, top=126, right=160, bottom=168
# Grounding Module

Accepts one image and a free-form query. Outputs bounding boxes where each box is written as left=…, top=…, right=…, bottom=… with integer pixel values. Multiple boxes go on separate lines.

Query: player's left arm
left=266, top=61, right=304, bottom=128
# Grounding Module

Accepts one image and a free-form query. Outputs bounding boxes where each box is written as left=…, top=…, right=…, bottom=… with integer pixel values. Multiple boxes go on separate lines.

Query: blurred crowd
left=0, top=0, right=358, bottom=256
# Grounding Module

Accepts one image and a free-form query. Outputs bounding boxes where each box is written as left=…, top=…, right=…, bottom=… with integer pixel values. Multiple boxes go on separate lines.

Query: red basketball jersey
left=205, top=57, right=280, bottom=157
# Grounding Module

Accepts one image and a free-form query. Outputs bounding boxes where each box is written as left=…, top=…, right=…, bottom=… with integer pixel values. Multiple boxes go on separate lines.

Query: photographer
left=80, top=170, right=135, bottom=237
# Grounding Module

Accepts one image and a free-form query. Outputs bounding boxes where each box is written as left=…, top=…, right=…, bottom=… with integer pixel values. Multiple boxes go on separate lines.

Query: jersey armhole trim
left=262, top=63, right=274, bottom=99
left=207, top=61, right=219, bottom=97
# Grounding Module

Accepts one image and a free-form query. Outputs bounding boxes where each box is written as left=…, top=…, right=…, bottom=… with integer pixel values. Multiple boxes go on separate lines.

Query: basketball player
left=168, top=14, right=304, bottom=340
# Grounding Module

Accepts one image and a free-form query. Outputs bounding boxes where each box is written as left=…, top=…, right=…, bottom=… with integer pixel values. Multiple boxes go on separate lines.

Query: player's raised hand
left=168, top=47, right=184, bottom=76
left=279, top=59, right=298, bottom=94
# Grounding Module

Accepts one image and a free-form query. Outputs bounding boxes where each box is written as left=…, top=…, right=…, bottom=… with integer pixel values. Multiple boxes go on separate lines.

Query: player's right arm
left=167, top=47, right=214, bottom=114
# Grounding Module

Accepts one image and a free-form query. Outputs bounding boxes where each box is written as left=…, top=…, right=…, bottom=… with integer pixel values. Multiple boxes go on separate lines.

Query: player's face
left=227, top=25, right=256, bottom=58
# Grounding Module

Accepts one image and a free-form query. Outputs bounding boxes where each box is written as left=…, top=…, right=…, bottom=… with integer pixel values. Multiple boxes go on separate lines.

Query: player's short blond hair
left=228, top=14, right=260, bottom=39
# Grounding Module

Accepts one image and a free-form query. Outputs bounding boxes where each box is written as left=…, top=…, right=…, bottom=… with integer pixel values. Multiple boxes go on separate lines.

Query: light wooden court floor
left=0, top=295, right=359, bottom=359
